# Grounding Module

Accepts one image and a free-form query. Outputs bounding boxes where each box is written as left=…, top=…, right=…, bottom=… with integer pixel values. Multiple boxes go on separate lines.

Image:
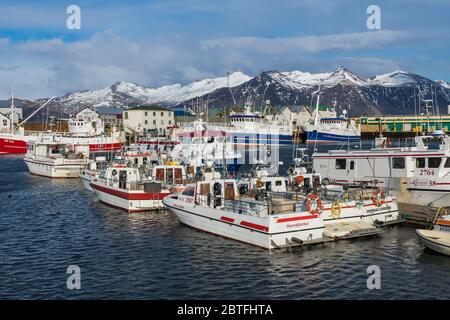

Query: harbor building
left=357, top=110, right=450, bottom=139
left=123, top=105, right=175, bottom=136
left=95, top=106, right=125, bottom=129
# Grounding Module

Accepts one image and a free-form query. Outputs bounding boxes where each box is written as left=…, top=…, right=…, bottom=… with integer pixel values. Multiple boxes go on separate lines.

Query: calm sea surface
left=1, top=144, right=450, bottom=299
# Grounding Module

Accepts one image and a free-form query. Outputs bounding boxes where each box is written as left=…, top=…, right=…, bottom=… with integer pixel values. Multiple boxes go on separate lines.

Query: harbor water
left=1, top=144, right=450, bottom=299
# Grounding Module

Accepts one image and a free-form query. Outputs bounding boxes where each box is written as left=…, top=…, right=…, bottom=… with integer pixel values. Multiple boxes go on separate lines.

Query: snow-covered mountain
left=18, top=67, right=450, bottom=119
left=54, top=71, right=251, bottom=108
left=179, top=67, right=450, bottom=116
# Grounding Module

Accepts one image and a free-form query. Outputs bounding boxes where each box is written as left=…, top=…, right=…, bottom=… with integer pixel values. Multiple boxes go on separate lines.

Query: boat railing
left=222, top=198, right=270, bottom=217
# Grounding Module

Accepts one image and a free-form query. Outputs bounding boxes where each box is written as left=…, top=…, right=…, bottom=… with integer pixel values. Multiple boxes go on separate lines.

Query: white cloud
left=201, top=30, right=410, bottom=55
left=0, top=29, right=431, bottom=100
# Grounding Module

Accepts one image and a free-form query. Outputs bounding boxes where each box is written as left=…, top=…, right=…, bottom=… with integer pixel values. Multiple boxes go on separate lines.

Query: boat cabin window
left=392, top=157, right=405, bottom=169
left=350, top=161, right=355, bottom=170
left=335, top=159, right=346, bottom=170
left=445, top=158, right=450, bottom=168
left=416, top=158, right=426, bottom=168
left=428, top=157, right=442, bottom=168
left=275, top=180, right=283, bottom=186
left=182, top=185, right=195, bottom=197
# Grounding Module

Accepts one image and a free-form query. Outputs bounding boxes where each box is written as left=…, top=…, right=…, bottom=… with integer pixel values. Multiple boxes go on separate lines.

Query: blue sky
left=0, top=0, right=449, bottom=99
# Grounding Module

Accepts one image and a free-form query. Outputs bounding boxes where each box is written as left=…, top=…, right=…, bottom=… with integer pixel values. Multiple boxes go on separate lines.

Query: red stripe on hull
left=239, top=220, right=269, bottom=232
left=220, top=216, right=235, bottom=223
left=91, top=183, right=169, bottom=200
left=276, top=214, right=319, bottom=223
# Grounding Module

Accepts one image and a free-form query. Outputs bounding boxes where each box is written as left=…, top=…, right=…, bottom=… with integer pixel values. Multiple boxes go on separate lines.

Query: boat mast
left=9, top=88, right=15, bottom=131
left=313, top=88, right=321, bottom=127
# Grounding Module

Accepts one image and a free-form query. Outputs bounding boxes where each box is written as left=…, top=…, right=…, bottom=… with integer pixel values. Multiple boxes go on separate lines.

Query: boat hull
left=407, top=189, right=450, bottom=207
left=416, top=229, right=450, bottom=256
left=80, top=172, right=94, bottom=192
left=163, top=197, right=324, bottom=249
left=91, top=183, right=168, bottom=213
left=0, top=137, right=27, bottom=154
left=24, top=159, right=85, bottom=178
left=307, top=131, right=360, bottom=144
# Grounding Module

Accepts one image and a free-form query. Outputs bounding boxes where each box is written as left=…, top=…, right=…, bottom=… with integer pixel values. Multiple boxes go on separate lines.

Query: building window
left=145, top=112, right=148, bottom=116
left=161, top=112, right=164, bottom=116
left=392, top=157, right=405, bottom=169
left=169, top=120, right=172, bottom=125
left=124, top=112, right=128, bottom=120
left=153, top=112, right=156, bottom=116
left=144, top=120, right=148, bottom=125
left=153, top=120, right=156, bottom=125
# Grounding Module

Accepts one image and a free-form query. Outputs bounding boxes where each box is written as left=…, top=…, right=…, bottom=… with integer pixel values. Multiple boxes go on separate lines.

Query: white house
left=123, top=105, right=175, bottom=136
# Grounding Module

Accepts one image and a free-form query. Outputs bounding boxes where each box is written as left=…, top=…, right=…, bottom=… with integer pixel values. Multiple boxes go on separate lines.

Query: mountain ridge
left=3, top=67, right=450, bottom=119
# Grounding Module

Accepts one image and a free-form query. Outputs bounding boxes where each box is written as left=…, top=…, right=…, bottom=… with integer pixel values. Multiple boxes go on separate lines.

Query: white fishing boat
left=416, top=209, right=450, bottom=256
left=24, top=136, right=89, bottom=178
left=163, top=175, right=399, bottom=249
left=80, top=156, right=108, bottom=191
left=312, top=136, right=436, bottom=190
left=90, top=165, right=170, bottom=213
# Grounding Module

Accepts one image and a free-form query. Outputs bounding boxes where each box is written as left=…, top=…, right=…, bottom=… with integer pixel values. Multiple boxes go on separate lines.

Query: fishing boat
left=163, top=174, right=399, bottom=249
left=90, top=165, right=170, bottom=212
left=302, top=92, right=360, bottom=144
left=24, top=136, right=89, bottom=178
left=80, top=156, right=108, bottom=191
left=416, top=209, right=450, bottom=256
left=225, top=105, right=292, bottom=146
left=0, top=97, right=124, bottom=154
left=312, top=136, right=437, bottom=190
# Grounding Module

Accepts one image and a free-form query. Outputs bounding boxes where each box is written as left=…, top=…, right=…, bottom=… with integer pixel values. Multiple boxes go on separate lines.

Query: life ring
left=331, top=201, right=342, bottom=219
left=294, top=175, right=304, bottom=185
left=305, top=194, right=322, bottom=214
left=371, top=189, right=385, bottom=207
